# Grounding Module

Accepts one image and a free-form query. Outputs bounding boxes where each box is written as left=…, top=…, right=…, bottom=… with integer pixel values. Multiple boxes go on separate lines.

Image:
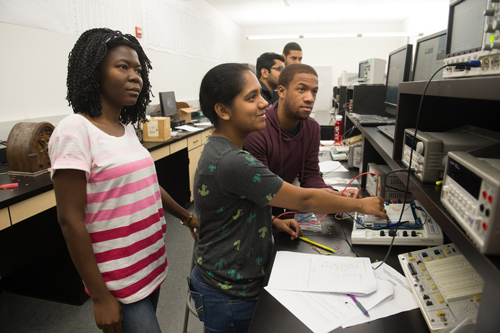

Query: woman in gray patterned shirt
left=188, top=63, right=388, bottom=333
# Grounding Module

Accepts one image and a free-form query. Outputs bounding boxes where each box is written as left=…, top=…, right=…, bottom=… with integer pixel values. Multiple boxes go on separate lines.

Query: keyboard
left=377, top=124, right=396, bottom=140
left=353, top=114, right=396, bottom=125
left=398, top=244, right=483, bottom=332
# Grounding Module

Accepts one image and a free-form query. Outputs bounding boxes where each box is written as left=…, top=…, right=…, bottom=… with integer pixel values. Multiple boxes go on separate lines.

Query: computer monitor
left=384, top=44, right=413, bottom=115
left=358, top=62, right=365, bottom=79
left=412, top=30, right=447, bottom=82
left=159, top=91, right=178, bottom=117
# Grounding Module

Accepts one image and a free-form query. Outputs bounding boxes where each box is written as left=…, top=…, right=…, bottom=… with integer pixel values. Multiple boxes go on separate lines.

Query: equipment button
left=488, top=194, right=493, bottom=204
left=482, top=191, right=487, bottom=199
left=403, top=231, right=409, bottom=237
left=380, top=230, right=385, bottom=236
left=482, top=222, right=488, bottom=231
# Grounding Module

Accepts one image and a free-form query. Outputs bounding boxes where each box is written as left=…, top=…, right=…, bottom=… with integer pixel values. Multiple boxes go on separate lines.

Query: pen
left=348, top=294, right=370, bottom=317
left=299, top=237, right=335, bottom=253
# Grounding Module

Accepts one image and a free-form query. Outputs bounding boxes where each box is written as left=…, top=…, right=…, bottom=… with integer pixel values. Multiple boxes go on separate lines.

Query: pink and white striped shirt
left=49, top=114, right=167, bottom=304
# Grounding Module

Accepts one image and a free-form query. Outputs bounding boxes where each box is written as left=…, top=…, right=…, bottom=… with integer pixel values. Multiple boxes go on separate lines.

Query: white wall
left=240, top=7, right=449, bottom=112
left=0, top=0, right=450, bottom=138
left=0, top=0, right=243, bottom=139
left=241, top=22, right=408, bottom=112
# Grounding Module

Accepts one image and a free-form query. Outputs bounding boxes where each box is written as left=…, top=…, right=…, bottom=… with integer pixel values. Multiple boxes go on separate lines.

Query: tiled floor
left=0, top=206, right=205, bottom=333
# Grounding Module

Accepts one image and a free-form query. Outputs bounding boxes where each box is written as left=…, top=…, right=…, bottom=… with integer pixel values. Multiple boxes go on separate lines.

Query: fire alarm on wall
left=135, top=26, right=142, bottom=38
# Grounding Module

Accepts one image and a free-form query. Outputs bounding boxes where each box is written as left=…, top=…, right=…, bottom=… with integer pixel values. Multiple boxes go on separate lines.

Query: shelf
left=351, top=76, right=500, bottom=328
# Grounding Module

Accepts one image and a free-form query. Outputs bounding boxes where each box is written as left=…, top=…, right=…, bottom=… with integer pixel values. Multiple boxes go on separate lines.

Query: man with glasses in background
left=256, top=52, right=285, bottom=105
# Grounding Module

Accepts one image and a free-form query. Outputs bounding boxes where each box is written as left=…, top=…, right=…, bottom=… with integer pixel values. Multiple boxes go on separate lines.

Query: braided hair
left=66, top=28, right=152, bottom=125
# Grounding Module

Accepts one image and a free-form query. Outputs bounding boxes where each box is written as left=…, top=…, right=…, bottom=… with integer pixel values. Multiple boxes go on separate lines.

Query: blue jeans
left=189, top=266, right=257, bottom=333
left=120, top=286, right=161, bottom=333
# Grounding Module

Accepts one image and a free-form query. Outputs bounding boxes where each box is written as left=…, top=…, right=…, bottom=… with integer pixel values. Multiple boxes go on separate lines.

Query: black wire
left=385, top=185, right=407, bottom=193
left=334, top=213, right=361, bottom=257
left=382, top=168, right=414, bottom=195
left=373, top=64, right=448, bottom=271
left=414, top=206, right=428, bottom=227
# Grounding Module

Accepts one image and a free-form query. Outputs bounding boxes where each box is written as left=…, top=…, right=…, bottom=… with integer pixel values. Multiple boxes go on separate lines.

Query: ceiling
left=203, top=0, right=450, bottom=28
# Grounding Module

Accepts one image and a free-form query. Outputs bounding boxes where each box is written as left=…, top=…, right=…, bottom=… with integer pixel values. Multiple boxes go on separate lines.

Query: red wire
left=274, top=172, right=381, bottom=225
left=340, top=172, right=380, bottom=196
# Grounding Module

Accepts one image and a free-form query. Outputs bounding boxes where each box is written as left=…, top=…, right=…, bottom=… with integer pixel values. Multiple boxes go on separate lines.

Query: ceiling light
left=246, top=32, right=423, bottom=40
left=246, top=34, right=299, bottom=40
left=303, top=33, right=358, bottom=39
left=362, top=32, right=421, bottom=37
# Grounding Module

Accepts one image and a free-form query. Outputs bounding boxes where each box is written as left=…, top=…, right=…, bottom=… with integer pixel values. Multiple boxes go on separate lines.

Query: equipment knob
left=491, top=42, right=500, bottom=49
left=485, top=23, right=496, bottom=33
left=484, top=9, right=495, bottom=16
left=416, top=142, right=425, bottom=155
left=493, top=20, right=500, bottom=30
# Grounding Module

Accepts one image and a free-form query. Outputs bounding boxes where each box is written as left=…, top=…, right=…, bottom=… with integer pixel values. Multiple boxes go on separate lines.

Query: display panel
left=413, top=30, right=447, bottom=81
left=159, top=91, right=178, bottom=117
left=384, top=45, right=413, bottom=107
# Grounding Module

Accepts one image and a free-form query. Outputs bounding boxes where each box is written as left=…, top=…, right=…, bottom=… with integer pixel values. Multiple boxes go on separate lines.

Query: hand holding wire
left=359, top=197, right=389, bottom=220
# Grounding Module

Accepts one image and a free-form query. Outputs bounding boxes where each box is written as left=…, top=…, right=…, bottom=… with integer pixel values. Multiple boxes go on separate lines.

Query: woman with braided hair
left=49, top=28, right=198, bottom=333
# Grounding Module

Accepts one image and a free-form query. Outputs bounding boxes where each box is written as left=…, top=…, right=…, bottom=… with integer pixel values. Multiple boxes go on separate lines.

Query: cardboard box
left=143, top=117, right=171, bottom=142
left=173, top=107, right=197, bottom=123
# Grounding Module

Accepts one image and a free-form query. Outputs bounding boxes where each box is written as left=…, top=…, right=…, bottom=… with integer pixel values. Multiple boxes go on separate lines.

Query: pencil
left=299, top=237, right=335, bottom=253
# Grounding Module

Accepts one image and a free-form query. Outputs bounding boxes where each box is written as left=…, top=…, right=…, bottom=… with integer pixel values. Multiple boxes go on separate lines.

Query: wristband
left=180, top=213, right=193, bottom=226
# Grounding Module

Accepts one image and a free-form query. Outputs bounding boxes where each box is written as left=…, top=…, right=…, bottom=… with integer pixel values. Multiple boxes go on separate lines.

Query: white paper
left=342, top=262, right=419, bottom=328
left=267, top=251, right=377, bottom=294
left=320, top=140, right=336, bottom=146
left=324, top=177, right=360, bottom=186
left=318, top=161, right=348, bottom=173
left=176, top=125, right=203, bottom=132
left=194, top=122, right=212, bottom=126
left=265, top=279, right=394, bottom=333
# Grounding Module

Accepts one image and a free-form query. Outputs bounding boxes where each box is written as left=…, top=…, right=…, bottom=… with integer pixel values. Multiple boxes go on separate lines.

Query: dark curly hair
left=66, top=28, right=152, bottom=125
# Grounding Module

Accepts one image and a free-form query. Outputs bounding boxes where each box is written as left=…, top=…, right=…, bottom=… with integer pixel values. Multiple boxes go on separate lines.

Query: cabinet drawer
left=10, top=190, right=56, bottom=224
left=170, top=139, right=187, bottom=154
left=188, top=133, right=203, bottom=151
left=150, top=145, right=170, bottom=161
left=0, top=207, right=11, bottom=231
left=201, top=128, right=213, bottom=144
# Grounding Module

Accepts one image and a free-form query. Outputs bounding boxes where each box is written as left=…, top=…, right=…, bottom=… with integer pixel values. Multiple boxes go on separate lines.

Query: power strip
left=398, top=244, right=483, bottom=332
left=351, top=202, right=444, bottom=246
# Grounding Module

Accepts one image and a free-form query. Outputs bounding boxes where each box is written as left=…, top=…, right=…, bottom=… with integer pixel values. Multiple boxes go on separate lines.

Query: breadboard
left=398, top=244, right=483, bottom=332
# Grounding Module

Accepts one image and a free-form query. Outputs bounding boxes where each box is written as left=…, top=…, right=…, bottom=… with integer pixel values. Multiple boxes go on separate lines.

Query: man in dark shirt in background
left=282, top=42, right=303, bottom=66
left=256, top=52, right=285, bottom=105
